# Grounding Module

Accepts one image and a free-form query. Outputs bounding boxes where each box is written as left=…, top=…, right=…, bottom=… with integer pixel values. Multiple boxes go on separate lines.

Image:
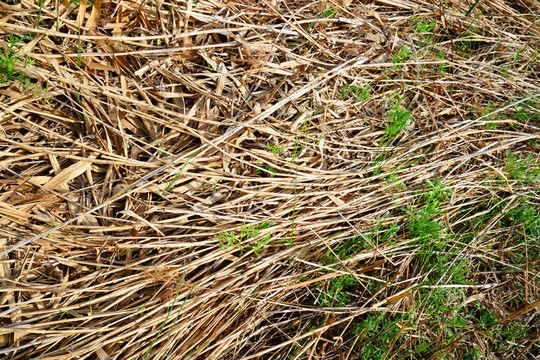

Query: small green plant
left=158, top=151, right=198, bottom=201
left=339, top=83, right=371, bottom=102
left=358, top=84, right=371, bottom=101
left=319, top=274, right=358, bottom=307
left=339, top=84, right=356, bottom=99
left=353, top=311, right=411, bottom=359
left=437, top=50, right=449, bottom=74
left=480, top=102, right=502, bottom=129
left=409, top=16, right=436, bottom=34
left=218, top=221, right=275, bottom=256
left=59, top=311, right=72, bottom=320
left=406, top=179, right=451, bottom=260
left=322, top=223, right=399, bottom=267
left=267, top=142, right=284, bottom=154
left=142, top=283, right=193, bottom=360
left=290, top=104, right=320, bottom=162
left=255, top=162, right=277, bottom=177
left=512, top=98, right=540, bottom=124
left=1, top=34, right=39, bottom=94
left=391, top=46, right=412, bottom=70
left=504, top=150, right=540, bottom=183
left=385, top=99, right=411, bottom=139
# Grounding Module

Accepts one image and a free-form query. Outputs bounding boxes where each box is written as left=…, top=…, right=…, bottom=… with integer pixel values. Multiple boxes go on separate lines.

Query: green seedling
left=405, top=179, right=452, bottom=262
left=409, top=16, right=436, bottom=33
left=218, top=220, right=275, bottom=256
left=385, top=99, right=411, bottom=139
left=267, top=142, right=284, bottom=154
left=37, top=0, right=43, bottom=29
left=1, top=34, right=40, bottom=94
left=339, top=83, right=371, bottom=102
left=504, top=150, right=540, bottom=183
left=306, top=7, right=337, bottom=33
left=59, top=311, right=72, bottom=320
left=319, top=274, right=359, bottom=307
left=391, top=46, right=412, bottom=70
left=255, top=161, right=277, bottom=178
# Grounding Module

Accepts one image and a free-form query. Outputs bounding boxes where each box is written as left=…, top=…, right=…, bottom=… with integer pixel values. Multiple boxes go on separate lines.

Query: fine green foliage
left=385, top=99, right=412, bottom=138
left=392, top=46, right=412, bottom=70
left=0, top=34, right=37, bottom=93
left=339, top=83, right=371, bottom=102
left=218, top=220, right=275, bottom=256
left=255, top=162, right=277, bottom=177
left=267, top=142, right=284, bottom=154
left=504, top=150, right=540, bottom=184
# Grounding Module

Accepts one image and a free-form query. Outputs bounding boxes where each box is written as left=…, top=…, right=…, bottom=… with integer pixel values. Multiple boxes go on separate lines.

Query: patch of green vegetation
left=405, top=179, right=452, bottom=263
left=255, top=161, right=277, bottom=177
left=437, top=50, right=449, bottom=74
left=506, top=202, right=540, bottom=239
left=409, top=16, right=436, bottom=34
left=467, top=98, right=540, bottom=130
left=480, top=102, right=502, bottom=129
left=354, top=311, right=411, bottom=359
left=396, top=283, right=539, bottom=359
left=409, top=15, right=438, bottom=51
left=511, top=98, right=540, bottom=124
left=1, top=34, right=39, bottom=94
left=319, top=274, right=359, bottom=307
left=322, top=223, right=399, bottom=267
left=315, top=223, right=400, bottom=308
left=415, top=287, right=468, bottom=357
left=391, top=46, right=412, bottom=70
left=385, top=99, right=412, bottom=139
left=267, top=142, right=284, bottom=154
left=504, top=150, right=540, bottom=184
left=306, top=6, right=338, bottom=32
left=218, top=220, right=275, bottom=256
left=339, top=83, right=371, bottom=102
left=455, top=27, right=485, bottom=56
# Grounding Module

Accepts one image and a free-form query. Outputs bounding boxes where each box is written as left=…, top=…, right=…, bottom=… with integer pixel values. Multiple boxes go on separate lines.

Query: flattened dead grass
left=1, top=0, right=539, bottom=359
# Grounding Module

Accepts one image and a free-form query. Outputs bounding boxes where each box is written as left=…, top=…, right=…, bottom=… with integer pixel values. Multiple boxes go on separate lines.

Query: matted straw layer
left=1, top=0, right=539, bottom=359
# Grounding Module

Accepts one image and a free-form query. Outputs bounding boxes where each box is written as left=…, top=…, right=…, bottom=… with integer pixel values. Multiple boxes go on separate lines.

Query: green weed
left=405, top=179, right=452, bottom=262
left=437, top=50, right=449, bottom=73
left=267, top=142, right=284, bottom=154
left=142, top=283, right=193, bottom=359
left=353, top=311, right=411, bottom=359
left=391, top=46, right=412, bottom=70
left=255, top=162, right=277, bottom=177
left=158, top=151, right=199, bottom=201
left=319, top=274, right=359, bottom=307
left=409, top=16, right=436, bottom=34
left=504, top=150, right=540, bottom=183
left=512, top=98, right=540, bottom=124
left=306, top=6, right=337, bottom=33
left=385, top=99, right=412, bottom=139
left=1, top=34, right=39, bottom=94
left=218, top=220, right=275, bottom=256
left=339, top=83, right=371, bottom=102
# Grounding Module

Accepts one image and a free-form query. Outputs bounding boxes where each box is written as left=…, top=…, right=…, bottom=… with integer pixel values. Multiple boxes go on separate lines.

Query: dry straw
left=0, top=0, right=539, bottom=359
